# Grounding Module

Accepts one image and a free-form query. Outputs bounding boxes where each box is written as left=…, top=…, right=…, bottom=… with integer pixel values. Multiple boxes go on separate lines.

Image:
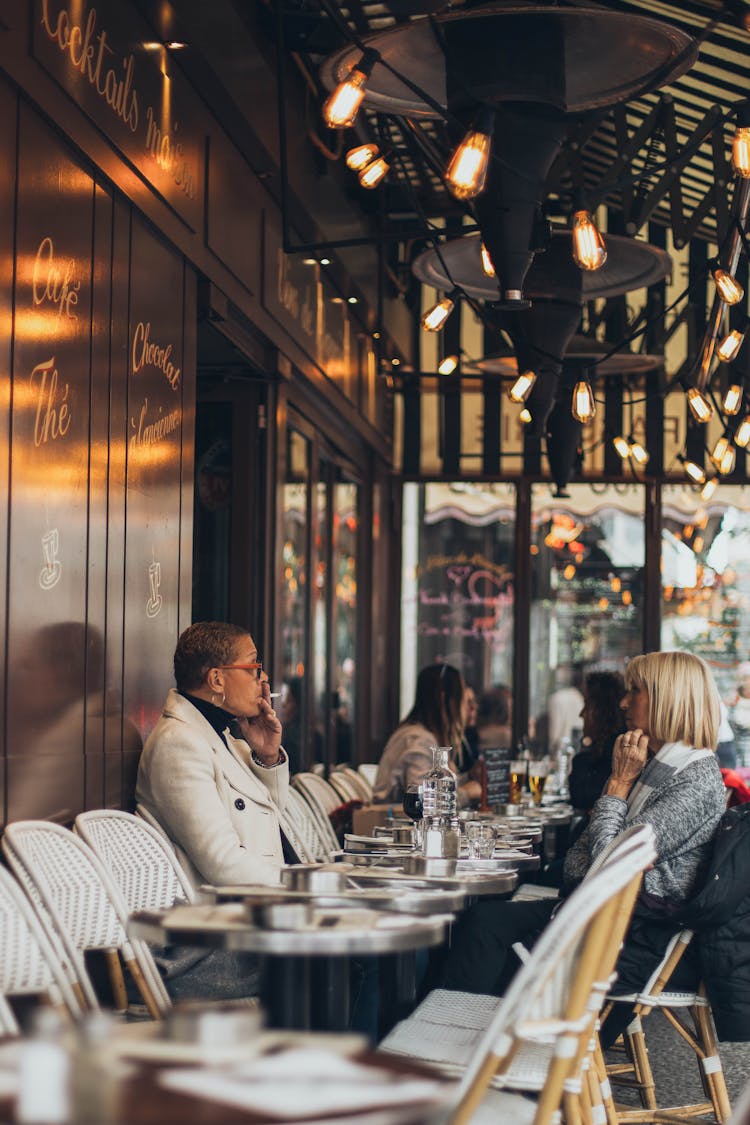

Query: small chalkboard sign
left=480, top=747, right=512, bottom=810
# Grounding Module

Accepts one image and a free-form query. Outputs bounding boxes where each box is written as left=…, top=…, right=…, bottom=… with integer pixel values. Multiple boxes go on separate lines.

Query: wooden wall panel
left=123, top=217, right=189, bottom=749
left=0, top=79, right=17, bottom=824
left=6, top=105, right=95, bottom=822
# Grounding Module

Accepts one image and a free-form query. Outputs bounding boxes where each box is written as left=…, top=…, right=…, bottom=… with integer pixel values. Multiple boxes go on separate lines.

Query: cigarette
left=269, top=692, right=282, bottom=699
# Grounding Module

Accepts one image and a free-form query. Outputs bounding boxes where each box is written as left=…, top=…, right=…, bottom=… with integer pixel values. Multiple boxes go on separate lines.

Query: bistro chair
left=2, top=821, right=170, bottom=1020
left=380, top=825, right=657, bottom=1125
left=329, top=765, right=372, bottom=804
left=291, top=775, right=342, bottom=855
left=283, top=787, right=336, bottom=862
left=74, top=810, right=195, bottom=910
left=0, top=863, right=82, bottom=1032
left=601, top=928, right=732, bottom=1124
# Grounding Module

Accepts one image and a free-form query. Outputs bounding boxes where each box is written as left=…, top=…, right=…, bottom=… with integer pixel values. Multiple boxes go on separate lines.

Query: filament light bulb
left=571, top=210, right=607, bottom=271
left=445, top=110, right=494, bottom=201
left=719, top=444, right=737, bottom=475
left=480, top=243, right=496, bottom=277
left=519, top=407, right=532, bottom=424
left=421, top=294, right=455, bottom=332
left=358, top=154, right=389, bottom=189
left=686, top=386, right=714, bottom=423
left=683, top=459, right=706, bottom=484
left=723, top=384, right=743, bottom=415
left=717, top=328, right=745, bottom=363
left=571, top=379, right=596, bottom=423
left=323, top=51, right=377, bottom=129
left=346, top=143, right=378, bottom=171
left=438, top=354, right=458, bottom=376
left=629, top=440, right=649, bottom=466
left=713, top=266, right=745, bottom=306
left=613, top=435, right=631, bottom=460
left=711, top=436, right=731, bottom=467
left=736, top=415, right=750, bottom=448
left=733, top=125, right=750, bottom=177
left=509, top=369, right=537, bottom=403
left=701, top=478, right=718, bottom=500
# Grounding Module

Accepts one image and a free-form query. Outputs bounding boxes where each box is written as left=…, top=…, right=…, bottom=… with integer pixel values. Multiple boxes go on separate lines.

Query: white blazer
left=135, top=689, right=289, bottom=890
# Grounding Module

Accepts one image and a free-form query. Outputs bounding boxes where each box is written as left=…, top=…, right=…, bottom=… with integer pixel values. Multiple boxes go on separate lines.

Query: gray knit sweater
left=564, top=752, right=726, bottom=902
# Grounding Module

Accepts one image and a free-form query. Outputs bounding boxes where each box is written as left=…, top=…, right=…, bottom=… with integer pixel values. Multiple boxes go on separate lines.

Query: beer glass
left=509, top=759, right=527, bottom=804
left=528, top=757, right=550, bottom=806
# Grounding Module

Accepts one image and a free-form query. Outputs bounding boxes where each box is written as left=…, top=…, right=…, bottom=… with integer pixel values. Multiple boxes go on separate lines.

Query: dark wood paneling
left=206, top=130, right=263, bottom=294
left=123, top=216, right=188, bottom=744
left=179, top=266, right=197, bottom=638
left=6, top=104, right=95, bottom=822
left=106, top=196, right=134, bottom=809
left=0, top=79, right=17, bottom=824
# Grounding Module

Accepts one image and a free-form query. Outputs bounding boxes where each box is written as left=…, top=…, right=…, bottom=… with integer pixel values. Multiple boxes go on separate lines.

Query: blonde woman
left=442, top=651, right=726, bottom=1029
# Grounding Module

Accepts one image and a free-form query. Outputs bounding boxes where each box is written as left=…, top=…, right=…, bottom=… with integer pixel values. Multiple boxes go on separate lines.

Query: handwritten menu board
left=481, top=747, right=511, bottom=810
left=5, top=105, right=94, bottom=818
left=123, top=216, right=185, bottom=739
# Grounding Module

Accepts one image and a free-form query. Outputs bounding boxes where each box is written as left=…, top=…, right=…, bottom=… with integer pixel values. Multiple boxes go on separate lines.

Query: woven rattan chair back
left=290, top=776, right=341, bottom=855
left=3, top=821, right=170, bottom=1019
left=0, top=864, right=82, bottom=1029
left=74, top=810, right=195, bottom=911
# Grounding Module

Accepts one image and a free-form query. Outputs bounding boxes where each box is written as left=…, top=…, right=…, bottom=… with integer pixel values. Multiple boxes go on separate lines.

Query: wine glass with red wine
left=402, top=783, right=424, bottom=847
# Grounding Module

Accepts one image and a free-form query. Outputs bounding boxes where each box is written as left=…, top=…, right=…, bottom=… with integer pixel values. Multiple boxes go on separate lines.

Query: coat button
left=234, top=798, right=245, bottom=811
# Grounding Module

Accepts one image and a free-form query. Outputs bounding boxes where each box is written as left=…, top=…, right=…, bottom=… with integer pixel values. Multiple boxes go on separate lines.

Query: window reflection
left=312, top=475, right=328, bottom=765
left=400, top=482, right=516, bottom=713
left=529, top=484, right=644, bottom=752
left=662, top=484, right=750, bottom=766
left=333, top=480, right=358, bottom=764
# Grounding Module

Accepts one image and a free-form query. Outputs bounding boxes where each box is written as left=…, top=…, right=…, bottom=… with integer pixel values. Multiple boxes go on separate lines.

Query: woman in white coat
left=136, top=621, right=291, bottom=890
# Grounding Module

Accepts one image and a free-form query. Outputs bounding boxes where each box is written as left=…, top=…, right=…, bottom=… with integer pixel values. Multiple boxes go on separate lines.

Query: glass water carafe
left=421, top=746, right=457, bottom=820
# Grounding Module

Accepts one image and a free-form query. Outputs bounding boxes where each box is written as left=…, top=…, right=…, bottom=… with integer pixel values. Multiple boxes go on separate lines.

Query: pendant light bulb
left=683, top=458, right=706, bottom=484
left=712, top=264, right=745, bottom=306
left=571, top=379, right=596, bottom=423
left=711, top=435, right=732, bottom=469
left=733, top=125, right=750, bottom=178
left=480, top=243, right=496, bottom=278
left=421, top=292, right=456, bottom=332
left=519, top=407, right=532, bottom=424
left=437, top=354, right=458, bottom=376
left=719, top=444, right=737, bottom=475
left=571, top=209, right=607, bottom=271
left=723, top=383, right=743, bottom=415
left=735, top=415, right=750, bottom=448
left=322, top=50, right=377, bottom=129
left=701, top=477, right=718, bottom=500
left=509, top=369, right=537, bottom=403
left=613, top=435, right=631, bottom=460
left=717, top=327, right=745, bottom=363
left=686, top=386, right=714, bottom=423
left=346, top=143, right=379, bottom=171
left=445, top=108, right=494, bottom=201
left=629, top=440, right=649, bottom=466
left=358, top=154, right=390, bottom=189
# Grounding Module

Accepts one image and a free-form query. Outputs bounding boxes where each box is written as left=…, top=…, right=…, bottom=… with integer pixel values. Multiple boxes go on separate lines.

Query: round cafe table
left=129, top=902, right=451, bottom=1034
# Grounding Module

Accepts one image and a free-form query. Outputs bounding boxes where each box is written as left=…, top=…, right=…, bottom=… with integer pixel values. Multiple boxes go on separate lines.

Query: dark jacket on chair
left=608, top=803, right=750, bottom=1041
left=675, top=802, right=750, bottom=1041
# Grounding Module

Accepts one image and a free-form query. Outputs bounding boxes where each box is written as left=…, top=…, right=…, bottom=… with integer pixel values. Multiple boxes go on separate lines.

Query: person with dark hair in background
left=569, top=670, right=627, bottom=823
left=373, top=663, right=481, bottom=807
left=475, top=685, right=513, bottom=753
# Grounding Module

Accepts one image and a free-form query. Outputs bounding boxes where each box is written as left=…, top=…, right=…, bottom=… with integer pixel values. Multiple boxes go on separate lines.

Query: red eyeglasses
left=217, top=663, right=263, bottom=680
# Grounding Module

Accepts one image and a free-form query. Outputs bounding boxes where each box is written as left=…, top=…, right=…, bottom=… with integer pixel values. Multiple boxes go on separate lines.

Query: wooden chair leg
left=692, top=1002, right=731, bottom=1124
left=125, top=956, right=162, bottom=1020
left=624, top=1012, right=657, bottom=1109
left=105, top=949, right=127, bottom=1011
left=592, top=1036, right=619, bottom=1125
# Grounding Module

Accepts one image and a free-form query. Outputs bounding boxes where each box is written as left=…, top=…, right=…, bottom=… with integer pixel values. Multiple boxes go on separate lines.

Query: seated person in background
left=475, top=684, right=513, bottom=752
left=136, top=621, right=292, bottom=890
left=373, top=663, right=481, bottom=808
left=569, top=669, right=626, bottom=824
left=460, top=684, right=480, bottom=771
left=440, top=651, right=726, bottom=1047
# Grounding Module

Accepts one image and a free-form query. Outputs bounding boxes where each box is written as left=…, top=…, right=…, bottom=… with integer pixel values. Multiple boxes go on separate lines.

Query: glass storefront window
left=661, top=483, right=750, bottom=765
left=312, top=474, right=329, bottom=764
left=400, top=482, right=516, bottom=713
left=529, top=483, right=645, bottom=752
left=279, top=430, right=310, bottom=773
left=333, top=480, right=358, bottom=764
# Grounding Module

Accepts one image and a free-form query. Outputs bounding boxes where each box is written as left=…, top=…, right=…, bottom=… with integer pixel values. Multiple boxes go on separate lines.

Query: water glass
left=466, top=822, right=496, bottom=860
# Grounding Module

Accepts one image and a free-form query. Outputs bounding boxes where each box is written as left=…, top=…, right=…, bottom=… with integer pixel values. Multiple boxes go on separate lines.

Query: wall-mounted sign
left=33, top=0, right=205, bottom=230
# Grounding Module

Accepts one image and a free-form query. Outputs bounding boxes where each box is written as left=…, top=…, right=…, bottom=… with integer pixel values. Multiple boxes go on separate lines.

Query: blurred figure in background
left=476, top=685, right=513, bottom=752
left=460, top=684, right=480, bottom=771
left=569, top=670, right=627, bottom=824
left=730, top=662, right=750, bottom=767
left=373, top=663, right=481, bottom=807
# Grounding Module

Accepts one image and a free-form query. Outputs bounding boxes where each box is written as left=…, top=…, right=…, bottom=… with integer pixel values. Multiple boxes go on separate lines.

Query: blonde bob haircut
left=624, top=651, right=719, bottom=751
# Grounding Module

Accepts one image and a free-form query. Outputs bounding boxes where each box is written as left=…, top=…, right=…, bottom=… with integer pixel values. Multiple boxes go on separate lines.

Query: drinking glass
left=466, top=822, right=496, bottom=860
left=402, top=783, right=424, bottom=846
left=528, top=757, right=550, bottom=806
left=509, top=760, right=527, bottom=804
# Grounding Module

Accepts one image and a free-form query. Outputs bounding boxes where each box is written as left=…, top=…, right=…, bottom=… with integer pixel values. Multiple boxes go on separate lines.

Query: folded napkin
left=159, top=1047, right=446, bottom=1120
